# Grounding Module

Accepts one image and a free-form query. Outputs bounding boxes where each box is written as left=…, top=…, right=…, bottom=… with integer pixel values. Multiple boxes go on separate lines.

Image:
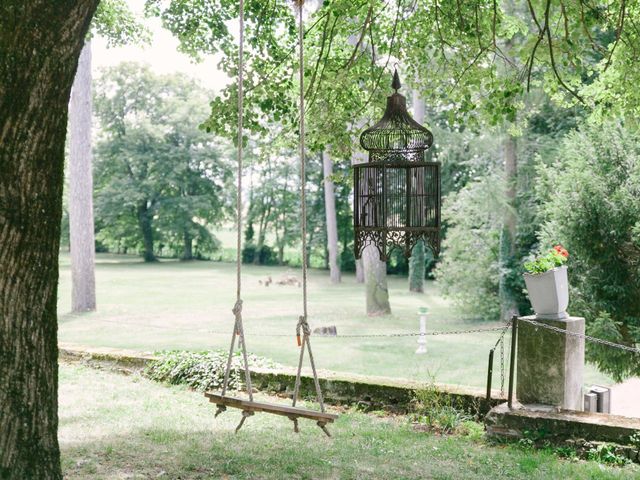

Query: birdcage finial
left=392, top=68, right=401, bottom=93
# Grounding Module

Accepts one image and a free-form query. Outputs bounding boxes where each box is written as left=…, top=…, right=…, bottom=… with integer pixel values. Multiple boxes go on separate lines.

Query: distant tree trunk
left=136, top=203, right=157, bottom=262
left=408, top=92, right=426, bottom=293
left=322, top=151, right=341, bottom=283
left=499, top=133, right=519, bottom=321
left=68, top=40, right=96, bottom=312
left=253, top=204, right=270, bottom=265
left=353, top=148, right=389, bottom=311
left=182, top=230, right=193, bottom=260
left=352, top=149, right=366, bottom=284
left=0, top=2, right=99, bottom=479
left=409, top=241, right=426, bottom=292
left=363, top=245, right=392, bottom=316
left=355, top=258, right=365, bottom=283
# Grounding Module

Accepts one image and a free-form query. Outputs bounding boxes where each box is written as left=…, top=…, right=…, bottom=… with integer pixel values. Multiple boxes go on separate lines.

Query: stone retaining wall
left=58, top=343, right=503, bottom=415
left=486, top=402, right=640, bottom=463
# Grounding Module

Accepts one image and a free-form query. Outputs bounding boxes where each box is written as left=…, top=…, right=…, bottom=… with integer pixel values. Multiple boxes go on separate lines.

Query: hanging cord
left=297, top=0, right=309, bottom=323
left=219, top=0, right=253, bottom=405
left=291, top=0, right=326, bottom=417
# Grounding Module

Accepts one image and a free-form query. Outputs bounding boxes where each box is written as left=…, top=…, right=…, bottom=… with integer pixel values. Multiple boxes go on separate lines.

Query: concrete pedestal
left=516, top=315, right=585, bottom=411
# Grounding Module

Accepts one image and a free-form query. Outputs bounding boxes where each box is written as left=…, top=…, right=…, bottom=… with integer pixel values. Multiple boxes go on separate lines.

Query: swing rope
left=212, top=0, right=333, bottom=434
left=291, top=0, right=326, bottom=414
left=219, top=0, right=253, bottom=406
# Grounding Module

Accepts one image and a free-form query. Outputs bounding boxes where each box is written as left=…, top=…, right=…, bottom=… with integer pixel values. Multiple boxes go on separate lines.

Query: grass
left=59, top=363, right=639, bottom=480
left=57, top=252, right=613, bottom=388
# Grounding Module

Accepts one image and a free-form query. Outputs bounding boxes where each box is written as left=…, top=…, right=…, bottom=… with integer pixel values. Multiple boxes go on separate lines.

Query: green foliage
left=537, top=121, right=640, bottom=380
left=93, top=63, right=233, bottom=261
left=411, top=383, right=472, bottom=435
left=241, top=243, right=277, bottom=266
left=144, top=350, right=277, bottom=392
left=523, top=247, right=568, bottom=274
left=93, top=0, right=150, bottom=47
left=587, top=443, right=630, bottom=466
left=435, top=173, right=504, bottom=320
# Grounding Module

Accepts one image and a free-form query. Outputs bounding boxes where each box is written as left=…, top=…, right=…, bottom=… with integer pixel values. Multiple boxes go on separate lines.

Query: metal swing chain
left=292, top=0, right=326, bottom=416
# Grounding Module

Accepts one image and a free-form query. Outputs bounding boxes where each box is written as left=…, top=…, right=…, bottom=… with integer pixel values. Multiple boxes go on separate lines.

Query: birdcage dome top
left=360, top=70, right=433, bottom=154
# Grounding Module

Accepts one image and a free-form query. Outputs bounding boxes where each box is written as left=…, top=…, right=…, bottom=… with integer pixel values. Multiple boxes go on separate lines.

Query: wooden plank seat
left=205, top=392, right=337, bottom=436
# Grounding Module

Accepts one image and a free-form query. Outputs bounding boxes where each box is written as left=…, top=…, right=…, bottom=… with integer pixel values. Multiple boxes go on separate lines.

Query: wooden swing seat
left=205, top=392, right=337, bottom=423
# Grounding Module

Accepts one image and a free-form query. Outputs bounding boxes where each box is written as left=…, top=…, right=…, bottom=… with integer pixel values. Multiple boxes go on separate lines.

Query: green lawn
left=57, top=253, right=612, bottom=388
left=59, top=363, right=638, bottom=480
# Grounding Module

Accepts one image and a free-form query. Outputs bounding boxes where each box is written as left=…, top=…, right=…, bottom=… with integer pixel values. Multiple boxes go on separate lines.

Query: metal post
left=486, top=348, right=494, bottom=401
left=507, top=316, right=518, bottom=409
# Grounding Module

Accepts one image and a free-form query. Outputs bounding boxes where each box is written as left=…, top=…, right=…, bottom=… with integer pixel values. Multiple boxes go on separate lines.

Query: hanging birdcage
left=354, top=69, right=441, bottom=261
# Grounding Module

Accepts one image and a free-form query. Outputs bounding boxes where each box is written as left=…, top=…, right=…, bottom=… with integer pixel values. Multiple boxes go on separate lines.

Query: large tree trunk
left=0, top=2, right=99, bottom=479
left=408, top=92, right=426, bottom=293
left=363, top=245, right=391, bottom=316
left=322, top=151, right=341, bottom=283
left=68, top=40, right=96, bottom=312
left=137, top=203, right=157, bottom=262
left=499, top=133, right=519, bottom=322
left=355, top=258, right=365, bottom=283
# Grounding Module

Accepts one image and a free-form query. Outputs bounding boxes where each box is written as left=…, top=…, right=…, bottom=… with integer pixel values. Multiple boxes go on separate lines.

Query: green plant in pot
left=523, top=245, right=570, bottom=320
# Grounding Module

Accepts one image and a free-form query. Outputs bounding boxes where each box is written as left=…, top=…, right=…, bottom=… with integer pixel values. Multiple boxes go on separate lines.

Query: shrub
left=411, top=383, right=472, bottom=434
left=536, top=121, right=640, bottom=380
left=144, top=350, right=277, bottom=392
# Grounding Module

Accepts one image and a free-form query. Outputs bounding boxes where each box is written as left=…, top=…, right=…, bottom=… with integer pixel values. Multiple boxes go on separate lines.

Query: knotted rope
left=219, top=0, right=253, bottom=405
left=293, top=316, right=326, bottom=412
left=291, top=1, right=327, bottom=417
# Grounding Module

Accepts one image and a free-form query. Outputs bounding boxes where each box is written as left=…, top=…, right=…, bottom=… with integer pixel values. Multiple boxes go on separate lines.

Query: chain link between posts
left=517, top=317, right=640, bottom=354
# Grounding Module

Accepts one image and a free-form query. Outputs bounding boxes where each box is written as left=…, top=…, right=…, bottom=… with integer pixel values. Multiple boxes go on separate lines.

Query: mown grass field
left=59, top=363, right=638, bottom=480
left=57, top=253, right=612, bottom=388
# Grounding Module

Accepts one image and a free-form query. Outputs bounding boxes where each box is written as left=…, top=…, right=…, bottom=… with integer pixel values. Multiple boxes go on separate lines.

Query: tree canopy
left=93, top=63, right=232, bottom=261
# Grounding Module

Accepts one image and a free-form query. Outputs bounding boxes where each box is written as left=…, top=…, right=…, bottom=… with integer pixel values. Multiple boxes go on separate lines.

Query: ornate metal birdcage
left=354, top=69, right=441, bottom=261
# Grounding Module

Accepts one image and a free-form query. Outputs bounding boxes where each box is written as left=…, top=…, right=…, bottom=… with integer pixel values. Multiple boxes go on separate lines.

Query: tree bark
left=182, top=230, right=193, bottom=260
left=137, top=203, right=157, bottom=262
left=355, top=258, right=365, bottom=283
left=352, top=149, right=366, bottom=284
left=0, top=2, right=99, bottom=479
left=353, top=148, right=389, bottom=311
left=408, top=92, right=426, bottom=293
left=322, top=150, right=341, bottom=283
left=499, top=133, right=519, bottom=321
left=363, top=244, right=392, bottom=316
left=68, top=40, right=97, bottom=312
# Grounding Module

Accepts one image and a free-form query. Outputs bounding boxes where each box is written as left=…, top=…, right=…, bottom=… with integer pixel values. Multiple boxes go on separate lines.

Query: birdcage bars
left=354, top=69, right=441, bottom=261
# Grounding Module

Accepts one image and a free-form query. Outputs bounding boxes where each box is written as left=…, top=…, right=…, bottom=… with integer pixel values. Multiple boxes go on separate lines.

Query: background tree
left=323, top=150, right=341, bottom=283
left=93, top=63, right=231, bottom=261
left=408, top=92, right=427, bottom=293
left=0, top=2, right=99, bottom=478
left=67, top=0, right=149, bottom=312
left=537, top=121, right=640, bottom=381
left=68, top=41, right=97, bottom=311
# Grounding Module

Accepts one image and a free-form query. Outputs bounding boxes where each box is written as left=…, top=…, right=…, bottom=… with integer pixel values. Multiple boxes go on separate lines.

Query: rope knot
left=232, top=299, right=243, bottom=317
left=296, top=315, right=311, bottom=338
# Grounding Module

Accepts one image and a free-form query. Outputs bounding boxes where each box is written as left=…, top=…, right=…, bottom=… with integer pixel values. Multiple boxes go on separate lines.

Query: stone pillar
left=516, top=315, right=585, bottom=411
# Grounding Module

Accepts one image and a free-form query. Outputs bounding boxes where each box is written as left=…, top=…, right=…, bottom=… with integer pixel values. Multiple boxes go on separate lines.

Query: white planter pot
left=523, top=266, right=569, bottom=320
